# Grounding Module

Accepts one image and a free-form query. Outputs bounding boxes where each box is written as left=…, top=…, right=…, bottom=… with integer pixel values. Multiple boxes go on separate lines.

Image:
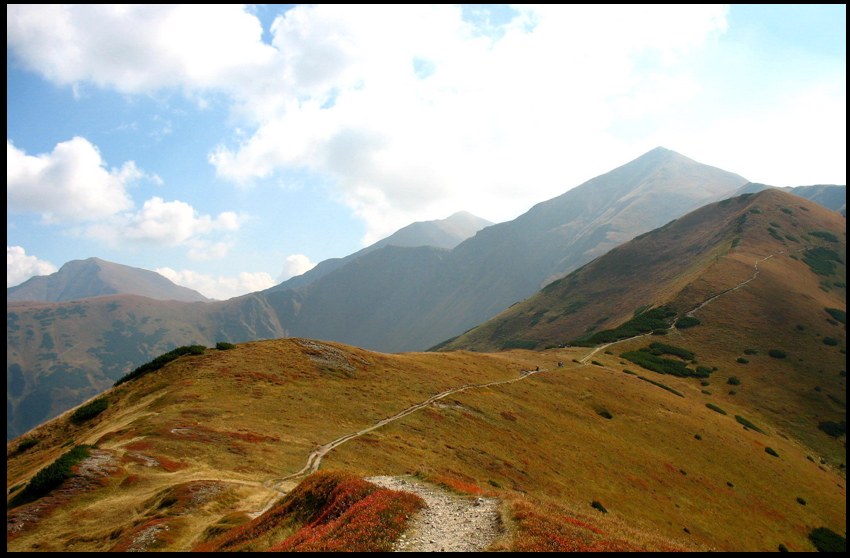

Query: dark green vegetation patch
left=621, top=342, right=708, bottom=379
left=9, top=445, right=91, bottom=508
left=115, top=345, right=207, bottom=386
left=637, top=376, right=684, bottom=398
left=70, top=398, right=108, bottom=424
left=590, top=500, right=608, bottom=513
left=803, top=247, right=843, bottom=277
left=808, top=231, right=839, bottom=243
left=216, top=341, right=236, bottom=350
left=735, top=415, right=766, bottom=434
left=824, top=308, right=846, bottom=325
left=706, top=403, right=727, bottom=415
left=808, top=527, right=846, bottom=553
left=822, top=337, right=839, bottom=346
left=501, top=339, right=538, bottom=350
left=573, top=306, right=676, bottom=346
left=765, top=447, right=779, bottom=457
left=818, top=420, right=846, bottom=438
left=674, top=316, right=700, bottom=329
left=16, top=437, right=39, bottom=453
left=768, top=349, right=787, bottom=359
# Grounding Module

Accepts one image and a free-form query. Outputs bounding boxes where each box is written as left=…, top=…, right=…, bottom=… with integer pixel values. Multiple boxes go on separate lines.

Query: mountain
left=268, top=210, right=492, bottom=291
left=440, top=188, right=846, bottom=461
left=7, top=257, right=209, bottom=303
left=5, top=148, right=753, bottom=439
left=6, top=335, right=845, bottom=551
left=731, top=183, right=846, bottom=215
left=258, top=147, right=749, bottom=351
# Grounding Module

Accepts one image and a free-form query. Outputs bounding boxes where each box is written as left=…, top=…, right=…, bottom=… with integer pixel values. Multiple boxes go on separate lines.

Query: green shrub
left=737, top=357, right=749, bottom=364
left=621, top=349, right=705, bottom=378
left=768, top=227, right=784, bottom=241
left=115, top=345, right=207, bottom=386
left=596, top=409, right=613, bottom=420
left=765, top=447, right=779, bottom=457
left=637, top=376, right=684, bottom=397
left=809, top=527, right=846, bottom=552
left=648, top=342, right=695, bottom=360
left=744, top=348, right=758, bottom=355
left=573, top=306, right=676, bottom=346
left=17, top=437, right=39, bottom=453
left=803, top=247, right=842, bottom=276
left=727, top=377, right=741, bottom=386
left=796, top=497, right=807, bottom=505
left=694, top=434, right=702, bottom=440
left=591, top=360, right=604, bottom=366
left=706, top=403, right=727, bottom=415
left=824, top=308, right=846, bottom=325
left=700, top=379, right=710, bottom=386
left=768, top=349, right=787, bottom=359
left=822, top=337, right=839, bottom=346
left=778, top=543, right=789, bottom=552
left=9, top=445, right=91, bottom=508
left=818, top=420, right=846, bottom=438
left=216, top=341, right=236, bottom=350
left=809, top=231, right=839, bottom=243
left=735, top=415, right=766, bottom=434
left=70, top=398, right=108, bottom=424
left=590, top=500, right=608, bottom=513
left=621, top=369, right=636, bottom=375
left=675, top=316, right=700, bottom=329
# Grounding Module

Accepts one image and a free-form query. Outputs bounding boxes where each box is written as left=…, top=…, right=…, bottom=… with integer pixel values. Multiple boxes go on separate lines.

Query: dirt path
left=367, top=476, right=501, bottom=552
left=266, top=368, right=543, bottom=491
left=581, top=251, right=782, bottom=364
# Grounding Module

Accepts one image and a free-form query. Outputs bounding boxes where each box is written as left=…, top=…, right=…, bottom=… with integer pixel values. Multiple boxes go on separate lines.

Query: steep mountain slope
left=6, top=338, right=845, bottom=552
left=7, top=258, right=209, bottom=303
left=262, top=147, right=749, bottom=352
left=268, top=210, right=492, bottom=291
left=442, top=189, right=846, bottom=461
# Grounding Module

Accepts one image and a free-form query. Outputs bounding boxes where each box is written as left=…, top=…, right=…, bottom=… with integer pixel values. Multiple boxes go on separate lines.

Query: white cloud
left=279, top=254, right=317, bottom=281
left=9, top=5, right=845, bottom=246
left=7, top=246, right=58, bottom=287
left=156, top=267, right=275, bottom=300
left=7, top=137, right=135, bottom=223
left=6, top=4, right=275, bottom=94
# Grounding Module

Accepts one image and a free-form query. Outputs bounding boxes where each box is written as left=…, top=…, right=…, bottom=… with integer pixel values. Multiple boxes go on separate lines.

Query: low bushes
left=9, top=445, right=91, bottom=508
left=115, top=345, right=207, bottom=386
left=70, top=398, right=108, bottom=424
left=735, top=415, right=766, bottom=434
left=768, top=349, right=787, bottom=359
left=706, top=403, right=727, bottom=415
left=808, top=527, right=846, bottom=552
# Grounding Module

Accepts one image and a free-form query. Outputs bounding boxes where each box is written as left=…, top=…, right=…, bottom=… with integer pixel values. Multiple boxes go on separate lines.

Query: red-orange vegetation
left=433, top=473, right=485, bottom=495
left=509, top=498, right=679, bottom=552
left=195, top=470, right=422, bottom=552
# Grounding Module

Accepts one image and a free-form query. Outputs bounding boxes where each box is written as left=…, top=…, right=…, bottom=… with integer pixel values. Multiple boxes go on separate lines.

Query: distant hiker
left=558, top=361, right=564, bottom=368
left=535, top=366, right=539, bottom=371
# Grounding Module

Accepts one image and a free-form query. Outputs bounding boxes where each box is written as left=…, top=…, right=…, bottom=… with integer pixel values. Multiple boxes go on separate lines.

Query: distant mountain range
left=7, top=190, right=845, bottom=553
left=6, top=148, right=846, bottom=440
left=7, top=257, right=209, bottom=303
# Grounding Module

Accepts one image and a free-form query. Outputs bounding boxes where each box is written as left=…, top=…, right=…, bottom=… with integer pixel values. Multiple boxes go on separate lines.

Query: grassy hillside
left=7, top=336, right=845, bottom=551
left=440, top=190, right=846, bottom=462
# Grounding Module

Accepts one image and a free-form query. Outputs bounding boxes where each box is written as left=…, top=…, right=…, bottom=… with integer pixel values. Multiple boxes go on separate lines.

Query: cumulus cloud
left=8, top=136, right=242, bottom=260
left=6, top=4, right=275, bottom=94
left=155, top=267, right=275, bottom=300
left=11, top=5, right=843, bottom=245
left=7, top=137, right=135, bottom=223
left=279, top=254, right=317, bottom=281
left=7, top=246, right=58, bottom=287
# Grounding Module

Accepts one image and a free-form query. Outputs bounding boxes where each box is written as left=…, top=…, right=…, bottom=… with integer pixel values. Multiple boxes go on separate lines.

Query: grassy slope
left=6, top=335, right=845, bottom=552
left=440, top=190, right=846, bottom=462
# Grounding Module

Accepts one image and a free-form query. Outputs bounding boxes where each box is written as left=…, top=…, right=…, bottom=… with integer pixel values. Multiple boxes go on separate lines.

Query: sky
left=7, top=4, right=846, bottom=300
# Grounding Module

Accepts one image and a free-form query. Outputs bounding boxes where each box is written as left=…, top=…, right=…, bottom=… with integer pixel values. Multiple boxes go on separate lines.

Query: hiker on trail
left=535, top=366, right=539, bottom=371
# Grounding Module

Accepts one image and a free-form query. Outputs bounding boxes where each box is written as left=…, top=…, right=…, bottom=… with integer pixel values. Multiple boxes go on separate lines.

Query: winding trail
left=265, top=368, right=543, bottom=493
left=581, top=251, right=782, bottom=364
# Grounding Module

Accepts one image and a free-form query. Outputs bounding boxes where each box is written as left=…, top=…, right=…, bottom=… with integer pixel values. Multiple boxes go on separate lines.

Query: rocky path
left=367, top=476, right=501, bottom=552
left=267, top=368, right=543, bottom=490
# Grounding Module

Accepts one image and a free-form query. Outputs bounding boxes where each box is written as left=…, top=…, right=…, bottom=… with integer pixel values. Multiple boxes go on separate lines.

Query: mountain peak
left=7, top=257, right=208, bottom=303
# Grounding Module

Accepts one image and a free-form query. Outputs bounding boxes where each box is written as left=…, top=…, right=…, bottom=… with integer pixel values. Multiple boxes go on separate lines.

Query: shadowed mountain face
left=267, top=210, right=493, bottom=291
left=7, top=258, right=209, bottom=303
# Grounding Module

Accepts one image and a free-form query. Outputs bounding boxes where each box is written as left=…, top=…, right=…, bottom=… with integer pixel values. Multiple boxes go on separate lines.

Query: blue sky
left=7, top=4, right=846, bottom=299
